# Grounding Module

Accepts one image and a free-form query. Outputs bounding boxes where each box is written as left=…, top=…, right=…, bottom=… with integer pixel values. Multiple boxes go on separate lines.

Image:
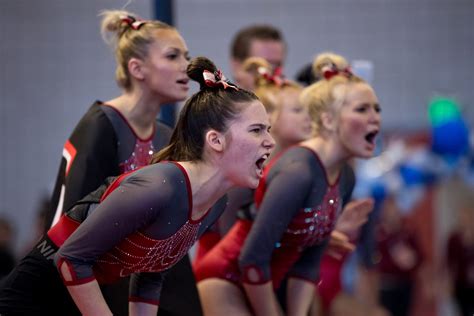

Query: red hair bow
left=121, top=15, right=147, bottom=30
left=258, top=66, right=287, bottom=86
left=203, top=70, right=238, bottom=90
left=322, top=64, right=353, bottom=80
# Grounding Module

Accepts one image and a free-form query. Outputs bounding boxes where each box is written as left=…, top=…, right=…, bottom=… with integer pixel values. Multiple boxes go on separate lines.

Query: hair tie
left=257, top=66, right=288, bottom=87
left=203, top=69, right=238, bottom=90
left=322, top=63, right=353, bottom=80
left=120, top=15, right=147, bottom=30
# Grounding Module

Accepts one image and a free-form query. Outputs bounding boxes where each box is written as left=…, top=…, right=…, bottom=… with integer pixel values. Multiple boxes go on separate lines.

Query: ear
left=321, top=111, right=337, bottom=132
left=205, top=130, right=225, bottom=153
left=128, top=57, right=146, bottom=80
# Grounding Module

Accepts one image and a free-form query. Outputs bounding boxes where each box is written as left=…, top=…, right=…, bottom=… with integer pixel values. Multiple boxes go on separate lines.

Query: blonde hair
left=300, top=52, right=365, bottom=135
left=100, top=10, right=175, bottom=91
left=242, top=57, right=301, bottom=115
left=312, top=52, right=350, bottom=79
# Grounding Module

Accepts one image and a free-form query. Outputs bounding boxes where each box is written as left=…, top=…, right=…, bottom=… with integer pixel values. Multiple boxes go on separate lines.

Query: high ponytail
left=151, top=56, right=258, bottom=163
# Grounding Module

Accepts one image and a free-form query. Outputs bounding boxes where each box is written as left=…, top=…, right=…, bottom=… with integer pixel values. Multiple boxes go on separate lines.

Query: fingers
left=347, top=198, right=375, bottom=214
left=328, top=230, right=355, bottom=257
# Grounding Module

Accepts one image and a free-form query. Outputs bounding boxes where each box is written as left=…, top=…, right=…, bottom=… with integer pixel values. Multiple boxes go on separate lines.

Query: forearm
left=286, top=277, right=316, bottom=316
left=129, top=301, right=159, bottom=316
left=66, top=280, right=112, bottom=316
left=243, top=282, right=283, bottom=316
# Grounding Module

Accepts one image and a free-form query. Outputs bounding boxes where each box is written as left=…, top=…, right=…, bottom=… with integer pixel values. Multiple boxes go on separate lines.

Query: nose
left=181, top=57, right=189, bottom=72
left=264, top=133, right=276, bottom=150
left=370, top=107, right=381, bottom=125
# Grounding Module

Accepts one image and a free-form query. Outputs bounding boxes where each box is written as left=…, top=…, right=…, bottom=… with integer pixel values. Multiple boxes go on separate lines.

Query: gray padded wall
left=0, top=0, right=152, bottom=251
left=176, top=0, right=474, bottom=130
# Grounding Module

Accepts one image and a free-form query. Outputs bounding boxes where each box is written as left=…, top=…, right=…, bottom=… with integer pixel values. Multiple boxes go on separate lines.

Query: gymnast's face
left=271, top=88, right=312, bottom=147
left=221, top=100, right=275, bottom=188
left=334, top=82, right=381, bottom=159
left=139, top=29, right=190, bottom=104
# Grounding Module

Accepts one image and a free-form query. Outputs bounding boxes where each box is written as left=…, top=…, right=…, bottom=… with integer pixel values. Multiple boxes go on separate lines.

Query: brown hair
left=231, top=25, right=285, bottom=61
left=150, top=56, right=258, bottom=163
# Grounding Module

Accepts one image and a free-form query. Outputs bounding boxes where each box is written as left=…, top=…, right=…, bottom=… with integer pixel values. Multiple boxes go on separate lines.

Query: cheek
left=276, top=115, right=295, bottom=131
left=340, top=116, right=366, bottom=138
left=227, top=138, right=256, bottom=160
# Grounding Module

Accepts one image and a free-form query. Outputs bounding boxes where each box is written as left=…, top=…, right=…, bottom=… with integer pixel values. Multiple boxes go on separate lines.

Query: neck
left=106, top=90, right=163, bottom=138
left=178, top=161, right=233, bottom=215
left=301, top=136, right=349, bottom=182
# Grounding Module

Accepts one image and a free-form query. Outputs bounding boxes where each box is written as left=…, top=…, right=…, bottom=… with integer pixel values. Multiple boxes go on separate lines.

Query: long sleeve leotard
left=194, top=146, right=354, bottom=289
left=50, top=162, right=227, bottom=304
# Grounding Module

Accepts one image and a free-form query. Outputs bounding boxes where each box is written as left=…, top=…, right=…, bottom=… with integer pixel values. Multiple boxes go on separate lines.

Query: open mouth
left=255, top=154, right=270, bottom=173
left=365, top=130, right=378, bottom=145
left=176, top=78, right=189, bottom=85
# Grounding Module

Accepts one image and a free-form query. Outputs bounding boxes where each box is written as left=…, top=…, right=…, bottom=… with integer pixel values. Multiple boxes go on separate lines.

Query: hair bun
left=312, top=52, right=349, bottom=79
left=187, top=56, right=218, bottom=90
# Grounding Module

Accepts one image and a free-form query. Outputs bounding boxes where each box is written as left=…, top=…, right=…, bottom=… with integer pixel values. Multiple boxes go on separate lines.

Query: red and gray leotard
left=194, top=146, right=354, bottom=289
left=49, top=161, right=227, bottom=305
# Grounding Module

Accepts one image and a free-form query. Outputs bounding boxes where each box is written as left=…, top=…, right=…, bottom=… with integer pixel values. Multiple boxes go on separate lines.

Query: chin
left=165, top=92, right=187, bottom=104
left=241, top=177, right=260, bottom=189
left=359, top=150, right=375, bottom=159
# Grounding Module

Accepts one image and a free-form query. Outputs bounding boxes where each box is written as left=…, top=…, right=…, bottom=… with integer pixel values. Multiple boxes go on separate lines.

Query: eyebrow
left=249, top=123, right=271, bottom=129
left=167, top=47, right=188, bottom=54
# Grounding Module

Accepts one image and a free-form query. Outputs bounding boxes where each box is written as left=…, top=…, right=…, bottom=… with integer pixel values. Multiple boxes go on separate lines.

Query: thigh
left=198, top=278, right=252, bottom=316
left=158, top=254, right=203, bottom=316
left=0, top=249, right=80, bottom=316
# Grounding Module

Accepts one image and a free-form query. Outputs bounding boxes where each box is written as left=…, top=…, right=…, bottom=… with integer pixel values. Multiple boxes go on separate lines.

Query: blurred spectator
left=19, top=194, right=51, bottom=257
left=446, top=204, right=474, bottom=316
left=229, top=24, right=286, bottom=90
left=375, top=196, right=424, bottom=316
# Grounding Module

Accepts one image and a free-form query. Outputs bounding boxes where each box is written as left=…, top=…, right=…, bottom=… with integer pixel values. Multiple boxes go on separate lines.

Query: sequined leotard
left=194, top=146, right=354, bottom=289
left=43, top=101, right=201, bottom=316
left=0, top=162, right=227, bottom=314
left=47, top=101, right=171, bottom=228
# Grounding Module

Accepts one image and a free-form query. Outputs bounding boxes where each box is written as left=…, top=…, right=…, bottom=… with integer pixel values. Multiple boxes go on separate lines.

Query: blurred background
left=1, top=0, right=473, bottom=315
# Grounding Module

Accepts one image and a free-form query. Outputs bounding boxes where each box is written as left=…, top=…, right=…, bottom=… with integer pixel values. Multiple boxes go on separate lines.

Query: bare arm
left=286, top=277, right=316, bottom=316
left=243, top=282, right=283, bottom=316
left=66, top=281, right=112, bottom=316
left=66, top=281, right=159, bottom=316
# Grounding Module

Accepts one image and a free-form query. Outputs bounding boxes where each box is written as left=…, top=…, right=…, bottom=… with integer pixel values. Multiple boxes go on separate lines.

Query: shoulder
left=267, top=147, right=316, bottom=186
left=339, top=163, right=355, bottom=189
left=124, top=162, right=187, bottom=195
left=153, top=120, right=173, bottom=149
left=277, top=146, right=326, bottom=177
left=75, top=101, right=111, bottom=127
left=69, top=101, right=116, bottom=146
left=127, top=162, right=185, bottom=182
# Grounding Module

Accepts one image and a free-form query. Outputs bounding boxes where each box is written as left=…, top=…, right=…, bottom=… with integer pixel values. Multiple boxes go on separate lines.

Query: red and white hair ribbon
left=321, top=63, right=353, bottom=80
left=203, top=69, right=238, bottom=90
left=121, top=15, right=147, bottom=30
left=257, top=66, right=287, bottom=86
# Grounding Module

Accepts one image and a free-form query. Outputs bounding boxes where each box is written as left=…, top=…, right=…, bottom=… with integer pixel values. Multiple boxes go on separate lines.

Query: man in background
left=229, top=24, right=286, bottom=90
